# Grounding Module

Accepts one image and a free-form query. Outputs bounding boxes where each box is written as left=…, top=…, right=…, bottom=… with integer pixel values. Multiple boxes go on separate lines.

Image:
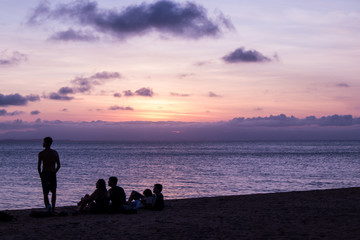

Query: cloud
left=229, top=114, right=356, bottom=127
left=123, top=88, right=154, bottom=97
left=49, top=28, right=98, bottom=41
left=178, top=73, right=195, bottom=79
left=47, top=92, right=74, bottom=101
left=0, top=50, right=28, bottom=66
left=123, top=90, right=134, bottom=97
left=336, top=83, right=350, bottom=87
left=109, top=105, right=134, bottom=111
left=0, top=93, right=40, bottom=106
left=113, top=93, right=122, bottom=98
left=222, top=47, right=272, bottom=63
left=170, top=92, right=190, bottom=97
left=0, top=114, right=359, bottom=141
left=0, top=109, right=25, bottom=116
left=30, top=110, right=41, bottom=115
left=208, top=91, right=221, bottom=98
left=45, top=71, right=121, bottom=100
left=135, top=87, right=154, bottom=97
left=27, top=0, right=233, bottom=40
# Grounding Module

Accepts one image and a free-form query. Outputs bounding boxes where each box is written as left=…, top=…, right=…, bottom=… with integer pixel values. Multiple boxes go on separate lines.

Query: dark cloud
left=336, top=83, right=350, bottom=87
left=109, top=105, right=134, bottom=111
left=223, top=47, right=272, bottom=63
left=0, top=50, right=28, bottom=66
left=27, top=0, right=233, bottom=40
left=58, top=87, right=74, bottom=95
left=46, top=71, right=121, bottom=100
left=178, top=73, right=195, bottom=78
left=208, top=91, right=221, bottom=98
left=123, top=90, right=134, bottom=97
left=49, top=28, right=98, bottom=41
left=0, top=114, right=359, bottom=141
left=30, top=110, right=41, bottom=115
left=170, top=92, right=190, bottom=97
left=135, top=87, right=154, bottom=97
left=26, top=94, right=41, bottom=102
left=113, top=93, right=122, bottom=98
left=61, top=108, right=68, bottom=112
left=0, top=109, right=24, bottom=116
left=122, top=88, right=154, bottom=97
left=229, top=114, right=356, bottom=127
left=0, top=93, right=40, bottom=106
left=47, top=92, right=74, bottom=101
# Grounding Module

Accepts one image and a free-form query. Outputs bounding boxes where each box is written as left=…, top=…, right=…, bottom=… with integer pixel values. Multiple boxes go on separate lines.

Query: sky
left=0, top=0, right=360, bottom=140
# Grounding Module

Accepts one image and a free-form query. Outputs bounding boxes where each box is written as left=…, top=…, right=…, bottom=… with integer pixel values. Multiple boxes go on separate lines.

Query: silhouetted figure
left=38, top=136, right=60, bottom=213
left=108, top=176, right=126, bottom=213
left=77, top=179, right=109, bottom=213
left=127, top=184, right=164, bottom=210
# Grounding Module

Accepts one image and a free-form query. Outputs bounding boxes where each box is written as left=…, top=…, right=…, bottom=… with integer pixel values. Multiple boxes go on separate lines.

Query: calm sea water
left=0, top=140, right=359, bottom=210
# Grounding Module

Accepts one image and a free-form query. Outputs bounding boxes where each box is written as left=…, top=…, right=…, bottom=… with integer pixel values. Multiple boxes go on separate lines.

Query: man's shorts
left=40, top=171, right=57, bottom=194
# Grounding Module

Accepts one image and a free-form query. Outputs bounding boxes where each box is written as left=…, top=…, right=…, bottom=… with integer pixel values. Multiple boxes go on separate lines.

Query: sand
left=1, top=187, right=360, bottom=240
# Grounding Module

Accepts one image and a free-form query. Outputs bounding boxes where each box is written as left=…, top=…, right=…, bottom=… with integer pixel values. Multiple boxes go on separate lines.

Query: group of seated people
left=76, top=177, right=164, bottom=214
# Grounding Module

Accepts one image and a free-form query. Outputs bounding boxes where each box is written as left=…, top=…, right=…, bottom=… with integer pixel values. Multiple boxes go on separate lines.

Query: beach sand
left=1, top=187, right=360, bottom=240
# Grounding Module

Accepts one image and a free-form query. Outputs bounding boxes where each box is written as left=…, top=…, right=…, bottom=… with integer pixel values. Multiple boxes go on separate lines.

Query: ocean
left=0, top=140, right=359, bottom=210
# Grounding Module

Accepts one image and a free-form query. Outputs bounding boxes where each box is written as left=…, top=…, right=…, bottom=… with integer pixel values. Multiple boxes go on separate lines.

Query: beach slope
left=1, top=187, right=360, bottom=239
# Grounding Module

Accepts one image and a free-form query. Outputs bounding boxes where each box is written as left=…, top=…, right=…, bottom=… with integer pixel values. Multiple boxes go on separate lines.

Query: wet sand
left=1, top=187, right=360, bottom=239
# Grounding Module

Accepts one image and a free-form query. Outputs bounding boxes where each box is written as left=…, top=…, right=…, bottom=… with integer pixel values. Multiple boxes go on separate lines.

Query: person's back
left=152, top=184, right=164, bottom=211
left=109, top=186, right=126, bottom=209
left=38, top=137, right=60, bottom=213
left=39, top=148, right=59, bottom=172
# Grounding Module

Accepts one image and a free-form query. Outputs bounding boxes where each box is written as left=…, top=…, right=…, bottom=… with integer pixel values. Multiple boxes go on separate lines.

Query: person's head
left=153, top=184, right=162, bottom=194
left=108, top=176, right=118, bottom=187
left=96, top=179, right=107, bottom=191
left=43, top=137, right=53, bottom=148
left=143, top=189, right=152, bottom=197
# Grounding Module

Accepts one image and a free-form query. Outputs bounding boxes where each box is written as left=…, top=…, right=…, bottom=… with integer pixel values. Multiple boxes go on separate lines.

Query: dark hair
left=97, top=179, right=107, bottom=191
left=143, top=189, right=152, bottom=197
left=109, top=176, right=118, bottom=185
left=154, top=184, right=162, bottom=192
left=43, top=137, right=53, bottom=146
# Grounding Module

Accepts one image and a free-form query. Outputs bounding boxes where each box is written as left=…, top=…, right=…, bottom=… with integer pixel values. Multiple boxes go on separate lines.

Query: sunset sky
left=1, top=0, right=359, bottom=140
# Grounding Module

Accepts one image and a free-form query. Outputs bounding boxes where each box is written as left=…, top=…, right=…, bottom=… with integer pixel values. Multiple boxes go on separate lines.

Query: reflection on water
left=0, top=140, right=359, bottom=209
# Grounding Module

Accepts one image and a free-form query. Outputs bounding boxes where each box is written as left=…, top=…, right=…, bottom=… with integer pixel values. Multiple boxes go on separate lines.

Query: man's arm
left=37, top=154, right=42, bottom=175
left=55, top=152, right=60, bottom=173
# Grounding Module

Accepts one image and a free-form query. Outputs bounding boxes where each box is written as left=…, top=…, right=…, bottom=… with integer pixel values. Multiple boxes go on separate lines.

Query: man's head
left=43, top=137, right=53, bottom=148
left=153, top=183, right=162, bottom=194
left=108, top=176, right=118, bottom=187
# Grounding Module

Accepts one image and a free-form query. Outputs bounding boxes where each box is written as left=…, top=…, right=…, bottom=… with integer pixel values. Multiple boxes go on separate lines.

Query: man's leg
left=43, top=193, right=50, bottom=208
left=51, top=191, right=56, bottom=212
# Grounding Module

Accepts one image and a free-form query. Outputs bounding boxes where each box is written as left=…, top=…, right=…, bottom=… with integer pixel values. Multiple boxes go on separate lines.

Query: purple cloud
left=113, top=93, right=122, bottom=98
left=336, top=83, right=350, bottom=87
left=49, top=28, right=98, bottom=41
left=0, top=114, right=359, bottom=141
left=135, top=87, right=154, bottom=97
left=208, top=91, right=221, bottom=98
left=123, top=90, right=134, bottom=97
left=223, top=47, right=272, bottom=63
left=0, top=109, right=24, bottom=116
left=0, top=93, right=40, bottom=106
left=46, top=71, right=121, bottom=100
left=109, top=105, right=134, bottom=111
left=30, top=110, right=41, bottom=115
left=170, top=92, right=190, bottom=97
left=27, top=0, right=233, bottom=40
left=0, top=50, right=27, bottom=66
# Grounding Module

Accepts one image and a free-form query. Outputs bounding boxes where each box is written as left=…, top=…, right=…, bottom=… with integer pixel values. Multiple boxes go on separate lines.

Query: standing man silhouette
left=38, top=137, right=60, bottom=212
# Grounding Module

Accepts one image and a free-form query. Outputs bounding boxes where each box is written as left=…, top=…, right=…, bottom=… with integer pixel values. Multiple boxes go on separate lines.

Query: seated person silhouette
left=127, top=184, right=164, bottom=211
left=107, top=176, right=126, bottom=213
left=77, top=179, right=109, bottom=213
